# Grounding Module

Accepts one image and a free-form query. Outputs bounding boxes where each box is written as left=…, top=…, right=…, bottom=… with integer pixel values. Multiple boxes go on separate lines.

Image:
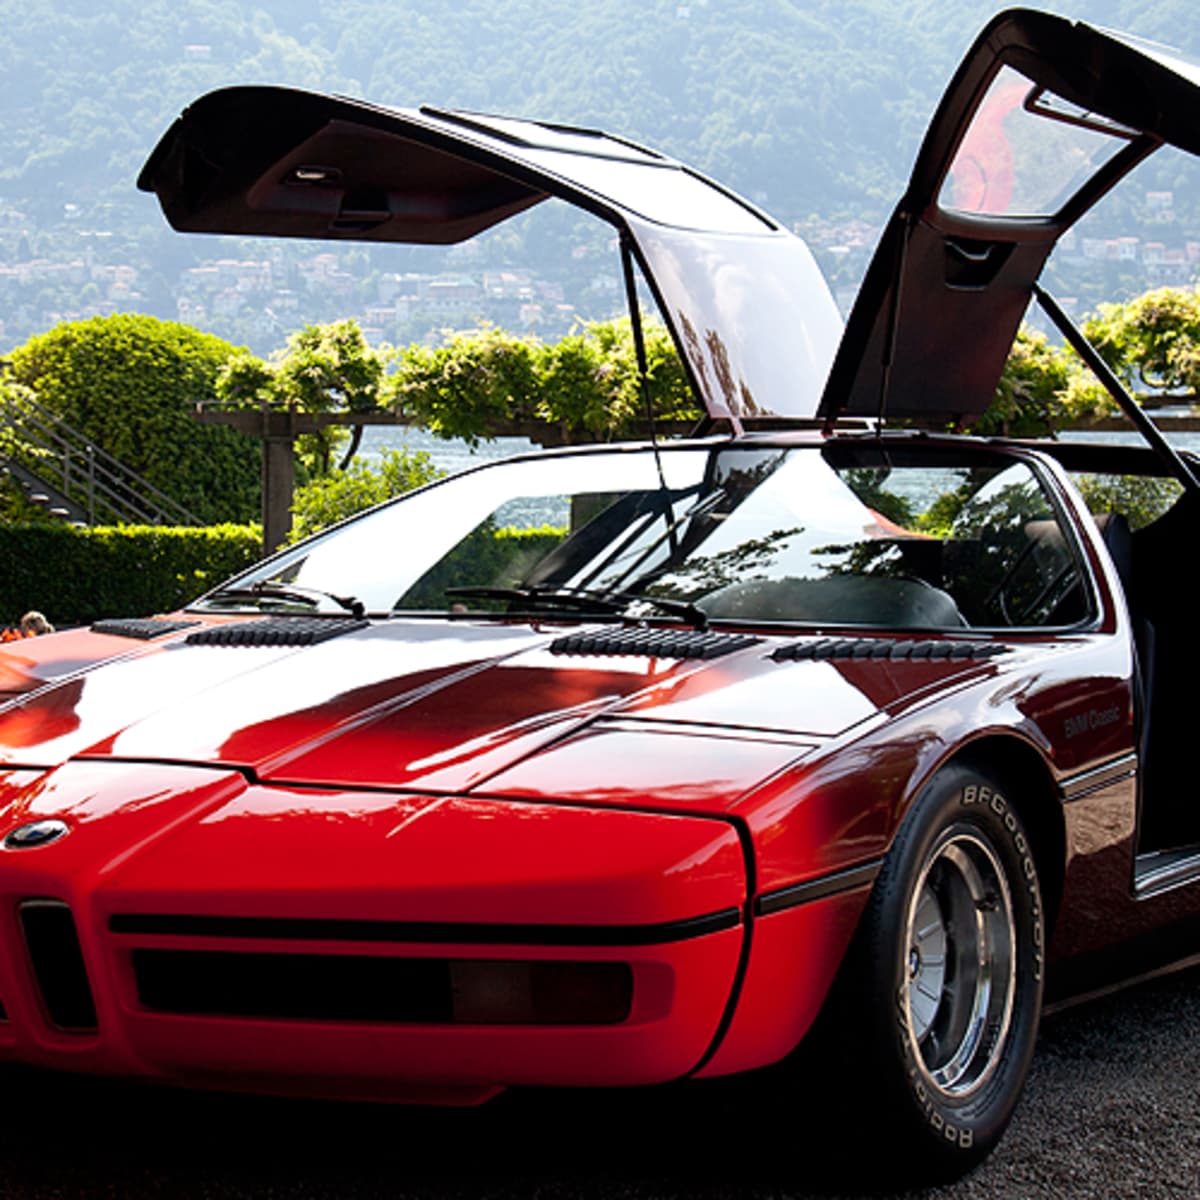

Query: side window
left=946, top=464, right=1086, bottom=627
left=1070, top=471, right=1183, bottom=531
left=831, top=454, right=1089, bottom=630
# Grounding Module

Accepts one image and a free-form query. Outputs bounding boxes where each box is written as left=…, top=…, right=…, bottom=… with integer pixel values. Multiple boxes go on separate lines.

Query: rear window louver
left=185, top=617, right=368, bottom=647
left=550, top=627, right=761, bottom=660
left=91, top=617, right=202, bottom=640
left=772, top=638, right=1008, bottom=662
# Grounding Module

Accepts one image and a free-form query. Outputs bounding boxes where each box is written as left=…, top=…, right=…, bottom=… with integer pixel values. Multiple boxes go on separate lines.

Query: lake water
left=360, top=426, right=538, bottom=475
left=361, top=423, right=1200, bottom=479
left=359, top=422, right=1200, bottom=534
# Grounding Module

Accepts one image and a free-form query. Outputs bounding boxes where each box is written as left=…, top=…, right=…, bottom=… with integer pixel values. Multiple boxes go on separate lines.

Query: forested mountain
left=3, top=0, right=1199, bottom=351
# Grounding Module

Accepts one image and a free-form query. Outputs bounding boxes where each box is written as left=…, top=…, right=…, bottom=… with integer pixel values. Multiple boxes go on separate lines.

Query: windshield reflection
left=199, top=444, right=1089, bottom=632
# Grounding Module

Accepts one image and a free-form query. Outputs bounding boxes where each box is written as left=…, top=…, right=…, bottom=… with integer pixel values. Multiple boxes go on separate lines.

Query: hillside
left=2, top=0, right=1199, bottom=352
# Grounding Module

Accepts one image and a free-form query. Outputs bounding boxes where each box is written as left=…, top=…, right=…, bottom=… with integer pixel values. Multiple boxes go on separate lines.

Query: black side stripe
left=1059, top=752, right=1138, bottom=803
left=755, top=859, right=882, bottom=917
left=108, top=908, right=741, bottom=947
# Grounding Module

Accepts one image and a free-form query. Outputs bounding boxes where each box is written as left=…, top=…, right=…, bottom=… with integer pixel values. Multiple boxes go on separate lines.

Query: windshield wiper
left=614, top=590, right=710, bottom=630
left=444, top=584, right=709, bottom=629
left=207, top=581, right=366, bottom=620
left=443, top=585, right=626, bottom=614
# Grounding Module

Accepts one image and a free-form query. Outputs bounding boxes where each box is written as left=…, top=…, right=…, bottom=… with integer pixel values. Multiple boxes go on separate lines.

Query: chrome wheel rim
left=903, top=827, right=1016, bottom=1098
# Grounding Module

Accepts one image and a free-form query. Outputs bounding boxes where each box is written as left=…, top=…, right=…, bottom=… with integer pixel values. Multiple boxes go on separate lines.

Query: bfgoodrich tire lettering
left=832, top=764, right=1044, bottom=1178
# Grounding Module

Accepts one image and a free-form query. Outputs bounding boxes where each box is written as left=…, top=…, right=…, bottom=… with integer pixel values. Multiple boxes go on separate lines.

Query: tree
left=216, top=319, right=386, bottom=477
left=974, top=327, right=1112, bottom=437
left=7, top=314, right=259, bottom=523
left=288, top=448, right=443, bottom=541
left=1082, top=286, right=1200, bottom=396
left=388, top=318, right=699, bottom=445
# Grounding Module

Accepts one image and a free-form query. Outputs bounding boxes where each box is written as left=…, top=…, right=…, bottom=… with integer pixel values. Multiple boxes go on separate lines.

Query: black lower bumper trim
left=755, top=859, right=882, bottom=917
left=109, top=908, right=741, bottom=947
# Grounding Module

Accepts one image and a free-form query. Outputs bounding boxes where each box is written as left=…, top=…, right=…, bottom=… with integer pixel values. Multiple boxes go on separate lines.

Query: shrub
left=288, top=448, right=444, bottom=541
left=0, top=523, right=261, bottom=627
left=389, top=318, right=699, bottom=444
left=972, top=327, right=1112, bottom=436
left=7, top=314, right=260, bottom=523
left=400, top=524, right=568, bottom=608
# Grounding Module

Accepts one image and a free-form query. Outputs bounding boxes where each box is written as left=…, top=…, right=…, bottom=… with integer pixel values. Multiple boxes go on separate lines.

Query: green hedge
left=0, top=523, right=261, bottom=628
left=400, top=525, right=568, bottom=608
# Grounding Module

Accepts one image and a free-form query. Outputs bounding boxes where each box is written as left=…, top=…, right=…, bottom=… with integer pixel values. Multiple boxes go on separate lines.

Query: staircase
left=1, top=393, right=201, bottom=527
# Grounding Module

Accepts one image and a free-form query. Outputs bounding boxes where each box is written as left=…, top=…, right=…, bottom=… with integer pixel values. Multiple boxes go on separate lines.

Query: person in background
left=18, top=611, right=53, bottom=636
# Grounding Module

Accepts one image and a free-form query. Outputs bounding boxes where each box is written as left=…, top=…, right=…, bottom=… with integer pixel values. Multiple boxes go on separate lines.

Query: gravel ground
left=3, top=966, right=1199, bottom=1199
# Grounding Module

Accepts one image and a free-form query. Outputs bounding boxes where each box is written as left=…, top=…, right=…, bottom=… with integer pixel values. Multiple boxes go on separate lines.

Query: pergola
left=194, top=405, right=697, bottom=556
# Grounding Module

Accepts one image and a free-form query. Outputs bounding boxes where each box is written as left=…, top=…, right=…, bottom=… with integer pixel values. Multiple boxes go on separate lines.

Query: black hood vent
left=185, top=617, right=368, bottom=647
left=772, top=638, right=1008, bottom=663
left=550, top=627, right=761, bottom=661
left=91, top=617, right=202, bottom=640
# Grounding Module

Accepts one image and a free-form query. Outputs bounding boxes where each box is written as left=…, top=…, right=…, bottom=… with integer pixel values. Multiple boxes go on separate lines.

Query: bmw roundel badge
left=3, top=819, right=70, bottom=849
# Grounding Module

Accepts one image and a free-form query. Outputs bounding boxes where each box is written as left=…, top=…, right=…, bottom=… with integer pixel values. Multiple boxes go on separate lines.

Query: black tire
left=826, top=763, right=1045, bottom=1180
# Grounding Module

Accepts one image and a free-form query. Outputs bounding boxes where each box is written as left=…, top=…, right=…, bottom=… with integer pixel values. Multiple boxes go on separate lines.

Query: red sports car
left=4, top=8, right=1200, bottom=1178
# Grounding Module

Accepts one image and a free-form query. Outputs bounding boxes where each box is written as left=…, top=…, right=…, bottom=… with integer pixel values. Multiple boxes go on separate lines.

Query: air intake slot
left=550, top=627, right=761, bottom=660
left=185, top=616, right=368, bottom=647
left=19, top=900, right=98, bottom=1031
left=772, top=637, right=1008, bottom=662
left=136, top=950, right=450, bottom=1022
left=91, top=617, right=202, bottom=640
left=132, top=950, right=632, bottom=1025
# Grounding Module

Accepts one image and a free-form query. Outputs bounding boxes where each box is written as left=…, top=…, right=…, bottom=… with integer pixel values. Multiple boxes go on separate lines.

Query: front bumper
left=0, top=762, right=747, bottom=1100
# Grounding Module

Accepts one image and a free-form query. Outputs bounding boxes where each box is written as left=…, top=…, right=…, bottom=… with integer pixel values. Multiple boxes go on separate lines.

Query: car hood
left=138, top=88, right=842, bottom=428
left=0, top=620, right=997, bottom=803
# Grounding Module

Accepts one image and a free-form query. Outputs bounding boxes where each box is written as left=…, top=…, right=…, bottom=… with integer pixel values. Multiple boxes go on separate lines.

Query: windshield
left=200, top=443, right=1089, bottom=631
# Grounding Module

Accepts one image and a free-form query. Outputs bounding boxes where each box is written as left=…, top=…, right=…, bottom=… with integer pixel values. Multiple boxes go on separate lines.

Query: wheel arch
left=936, top=734, right=1066, bottom=938
left=782, top=730, right=1058, bottom=1173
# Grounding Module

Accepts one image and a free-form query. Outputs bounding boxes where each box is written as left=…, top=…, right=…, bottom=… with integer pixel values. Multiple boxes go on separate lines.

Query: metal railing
left=0, top=393, right=201, bottom=526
